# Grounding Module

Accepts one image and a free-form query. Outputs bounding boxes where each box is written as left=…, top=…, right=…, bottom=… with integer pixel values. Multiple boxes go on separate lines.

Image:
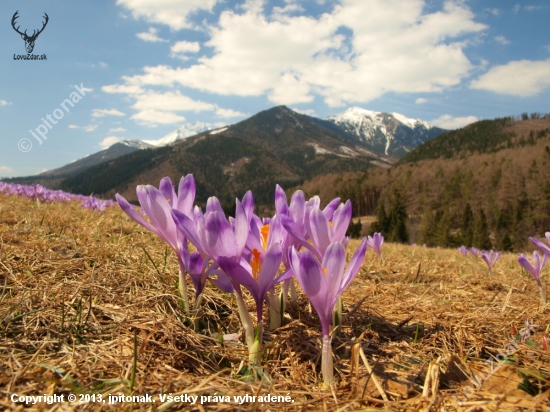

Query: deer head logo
left=11, top=11, right=49, bottom=54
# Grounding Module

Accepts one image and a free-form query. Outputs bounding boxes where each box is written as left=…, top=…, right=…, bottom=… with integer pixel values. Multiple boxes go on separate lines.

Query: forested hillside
left=291, top=116, right=550, bottom=250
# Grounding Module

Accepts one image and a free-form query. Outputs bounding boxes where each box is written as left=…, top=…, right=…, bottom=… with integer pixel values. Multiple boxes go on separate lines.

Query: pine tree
left=388, top=190, right=409, bottom=243
left=370, top=198, right=389, bottom=235
left=499, top=234, right=513, bottom=252
left=434, top=210, right=452, bottom=247
left=419, top=209, right=438, bottom=247
left=473, top=209, right=492, bottom=250
left=461, top=203, right=474, bottom=246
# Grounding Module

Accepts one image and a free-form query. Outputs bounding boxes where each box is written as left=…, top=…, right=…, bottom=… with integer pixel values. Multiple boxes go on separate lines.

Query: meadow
left=1, top=193, right=550, bottom=411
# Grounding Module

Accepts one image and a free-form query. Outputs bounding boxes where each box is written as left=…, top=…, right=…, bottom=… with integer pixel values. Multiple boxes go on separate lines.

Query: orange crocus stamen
left=260, top=224, right=270, bottom=250
left=251, top=249, right=262, bottom=280
left=322, top=268, right=327, bottom=276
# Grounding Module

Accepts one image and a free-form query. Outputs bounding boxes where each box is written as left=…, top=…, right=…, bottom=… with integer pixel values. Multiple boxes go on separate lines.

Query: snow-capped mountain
left=327, top=107, right=445, bottom=157
left=142, top=122, right=217, bottom=147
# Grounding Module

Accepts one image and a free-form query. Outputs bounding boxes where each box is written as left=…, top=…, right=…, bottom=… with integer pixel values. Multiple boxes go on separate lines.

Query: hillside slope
left=59, top=106, right=395, bottom=208
left=292, top=117, right=550, bottom=249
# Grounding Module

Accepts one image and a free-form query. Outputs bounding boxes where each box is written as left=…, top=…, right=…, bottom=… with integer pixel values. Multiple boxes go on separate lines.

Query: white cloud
left=291, top=107, right=317, bottom=116
left=110, top=0, right=486, bottom=107
left=0, top=166, right=13, bottom=173
left=131, top=109, right=186, bottom=126
left=108, top=127, right=127, bottom=133
left=471, top=59, right=550, bottom=97
left=99, top=62, right=108, bottom=68
left=430, top=114, right=478, bottom=129
left=136, top=27, right=168, bottom=42
left=100, top=136, right=122, bottom=149
left=494, top=35, right=510, bottom=45
left=170, top=41, right=200, bottom=59
left=68, top=124, right=98, bottom=132
left=525, top=6, right=543, bottom=11
left=171, top=41, right=200, bottom=53
left=415, top=97, right=427, bottom=104
left=513, top=4, right=521, bottom=13
left=484, top=8, right=500, bottom=16
left=0, top=100, right=12, bottom=106
left=102, top=84, right=144, bottom=95
left=132, top=90, right=215, bottom=112
left=116, top=0, right=220, bottom=30
left=215, top=108, right=246, bottom=118
left=92, top=108, right=126, bottom=118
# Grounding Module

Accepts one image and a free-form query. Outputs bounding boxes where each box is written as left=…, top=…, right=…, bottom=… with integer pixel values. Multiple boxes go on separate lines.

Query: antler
left=33, top=13, right=49, bottom=38
left=11, top=11, right=26, bottom=37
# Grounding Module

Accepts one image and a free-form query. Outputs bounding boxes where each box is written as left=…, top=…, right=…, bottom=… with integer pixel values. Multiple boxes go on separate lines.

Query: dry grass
left=1, top=194, right=550, bottom=411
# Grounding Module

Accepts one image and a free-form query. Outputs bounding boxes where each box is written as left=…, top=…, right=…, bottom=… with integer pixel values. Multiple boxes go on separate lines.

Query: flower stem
left=178, top=265, right=190, bottom=313
left=267, top=288, right=283, bottom=330
left=321, top=335, right=333, bottom=386
left=234, top=287, right=255, bottom=352
left=540, top=286, right=546, bottom=304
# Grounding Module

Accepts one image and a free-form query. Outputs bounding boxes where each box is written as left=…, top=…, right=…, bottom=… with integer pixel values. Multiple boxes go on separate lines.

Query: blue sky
left=1, top=0, right=550, bottom=177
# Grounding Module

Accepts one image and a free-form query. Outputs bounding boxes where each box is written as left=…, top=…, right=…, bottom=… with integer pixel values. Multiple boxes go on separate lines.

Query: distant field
left=1, top=194, right=549, bottom=411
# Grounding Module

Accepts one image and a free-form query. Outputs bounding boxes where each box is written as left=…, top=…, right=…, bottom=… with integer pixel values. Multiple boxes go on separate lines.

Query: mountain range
left=6, top=105, right=446, bottom=208
left=34, top=106, right=443, bottom=180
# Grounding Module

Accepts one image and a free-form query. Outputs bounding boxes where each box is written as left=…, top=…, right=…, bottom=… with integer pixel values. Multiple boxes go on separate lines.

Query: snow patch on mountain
left=143, top=122, right=216, bottom=147
left=119, top=139, right=155, bottom=150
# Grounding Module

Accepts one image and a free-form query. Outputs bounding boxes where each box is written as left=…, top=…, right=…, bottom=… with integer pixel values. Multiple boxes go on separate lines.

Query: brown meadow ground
left=1, top=194, right=550, bottom=411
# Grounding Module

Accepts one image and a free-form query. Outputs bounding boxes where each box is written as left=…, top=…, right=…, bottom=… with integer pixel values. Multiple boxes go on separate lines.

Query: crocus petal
left=292, top=249, right=331, bottom=336
left=280, top=215, right=321, bottom=260
left=172, top=210, right=203, bottom=252
left=205, top=211, right=237, bottom=258
left=142, top=186, right=178, bottom=250
left=323, top=197, right=341, bottom=220
left=208, top=269, right=235, bottom=293
left=240, top=190, right=255, bottom=223
left=175, top=174, right=195, bottom=216
left=234, top=200, right=249, bottom=257
left=206, top=196, right=225, bottom=215
left=217, top=257, right=260, bottom=302
left=266, top=214, right=285, bottom=250
left=531, top=237, right=550, bottom=256
left=310, top=208, right=332, bottom=255
left=185, top=251, right=203, bottom=275
left=321, top=242, right=346, bottom=307
left=339, top=238, right=367, bottom=294
left=331, top=200, right=352, bottom=242
left=518, top=254, right=539, bottom=282
left=275, top=184, right=289, bottom=216
left=115, top=193, right=158, bottom=234
left=159, top=177, right=176, bottom=205
left=289, top=190, right=305, bottom=229
left=257, top=243, right=283, bottom=295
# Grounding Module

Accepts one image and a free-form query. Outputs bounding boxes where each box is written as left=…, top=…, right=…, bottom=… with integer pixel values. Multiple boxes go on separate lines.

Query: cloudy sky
left=1, top=0, right=550, bottom=177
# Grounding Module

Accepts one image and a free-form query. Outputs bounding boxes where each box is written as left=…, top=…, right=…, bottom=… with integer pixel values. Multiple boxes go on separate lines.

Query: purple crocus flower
left=116, top=175, right=196, bottom=311
left=458, top=246, right=469, bottom=256
left=289, top=238, right=367, bottom=385
left=530, top=232, right=550, bottom=257
left=481, top=250, right=502, bottom=275
left=518, top=251, right=548, bottom=303
left=469, top=247, right=480, bottom=257
left=367, top=232, right=384, bottom=258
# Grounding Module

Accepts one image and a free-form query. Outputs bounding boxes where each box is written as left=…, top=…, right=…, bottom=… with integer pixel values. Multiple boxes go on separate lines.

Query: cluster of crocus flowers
left=0, top=181, right=114, bottom=211
left=458, top=246, right=469, bottom=256
left=520, top=232, right=550, bottom=303
left=116, top=176, right=367, bottom=384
